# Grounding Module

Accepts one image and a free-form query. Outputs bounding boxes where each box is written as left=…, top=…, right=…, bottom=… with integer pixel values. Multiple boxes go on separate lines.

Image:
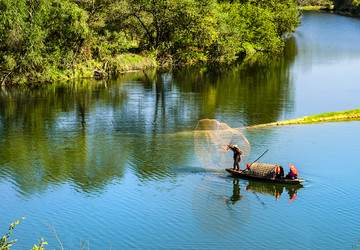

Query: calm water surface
left=1, top=12, right=360, bottom=249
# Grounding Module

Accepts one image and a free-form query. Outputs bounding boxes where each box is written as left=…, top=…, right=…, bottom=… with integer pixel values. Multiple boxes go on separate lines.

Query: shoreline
left=1, top=53, right=158, bottom=87
left=248, top=109, right=360, bottom=128
left=301, top=5, right=360, bottom=18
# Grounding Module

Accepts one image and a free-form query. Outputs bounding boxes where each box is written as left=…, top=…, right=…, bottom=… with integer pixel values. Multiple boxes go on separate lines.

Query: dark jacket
left=229, top=146, right=242, bottom=160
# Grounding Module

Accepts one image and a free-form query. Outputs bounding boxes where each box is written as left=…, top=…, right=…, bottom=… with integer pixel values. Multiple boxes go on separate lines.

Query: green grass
left=251, top=108, right=360, bottom=127
left=107, top=53, right=157, bottom=73
left=300, top=5, right=334, bottom=11
left=3, top=52, right=157, bottom=85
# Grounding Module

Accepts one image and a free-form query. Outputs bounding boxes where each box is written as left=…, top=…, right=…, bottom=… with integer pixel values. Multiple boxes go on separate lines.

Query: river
left=1, top=11, right=360, bottom=249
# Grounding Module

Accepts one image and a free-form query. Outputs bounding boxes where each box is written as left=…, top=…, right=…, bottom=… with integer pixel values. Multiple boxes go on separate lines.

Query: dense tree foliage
left=0, top=0, right=301, bottom=84
left=0, top=0, right=89, bottom=80
left=333, top=0, right=360, bottom=15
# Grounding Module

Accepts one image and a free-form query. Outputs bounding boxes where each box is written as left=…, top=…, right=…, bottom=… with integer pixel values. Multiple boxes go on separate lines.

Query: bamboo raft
left=226, top=162, right=305, bottom=185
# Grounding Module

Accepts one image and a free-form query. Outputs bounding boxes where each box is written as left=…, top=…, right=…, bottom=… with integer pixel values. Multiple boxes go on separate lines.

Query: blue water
left=292, top=12, right=360, bottom=117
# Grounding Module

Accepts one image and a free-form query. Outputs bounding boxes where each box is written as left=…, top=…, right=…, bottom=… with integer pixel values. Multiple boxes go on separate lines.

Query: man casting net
left=194, top=119, right=251, bottom=172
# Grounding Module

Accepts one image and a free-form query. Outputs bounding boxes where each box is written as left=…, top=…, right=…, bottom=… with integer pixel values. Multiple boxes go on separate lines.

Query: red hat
left=290, top=164, right=298, bottom=175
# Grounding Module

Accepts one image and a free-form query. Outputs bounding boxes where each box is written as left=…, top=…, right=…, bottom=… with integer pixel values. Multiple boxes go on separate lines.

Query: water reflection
left=0, top=38, right=298, bottom=196
left=245, top=178, right=304, bottom=203
left=169, top=37, right=298, bottom=127
left=191, top=174, right=304, bottom=236
left=193, top=175, right=250, bottom=235
left=227, top=178, right=243, bottom=206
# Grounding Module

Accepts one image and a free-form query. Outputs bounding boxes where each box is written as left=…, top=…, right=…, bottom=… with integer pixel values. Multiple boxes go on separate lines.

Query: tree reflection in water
left=0, top=38, right=298, bottom=196
left=245, top=178, right=304, bottom=203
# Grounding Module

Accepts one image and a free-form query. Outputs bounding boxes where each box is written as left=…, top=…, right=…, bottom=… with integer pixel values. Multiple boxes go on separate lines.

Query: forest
left=1, top=0, right=359, bottom=85
left=0, top=0, right=303, bottom=84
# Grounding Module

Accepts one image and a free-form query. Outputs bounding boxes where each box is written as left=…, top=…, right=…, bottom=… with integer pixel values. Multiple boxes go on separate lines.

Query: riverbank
left=250, top=109, right=360, bottom=128
left=300, top=5, right=357, bottom=16
left=1, top=53, right=157, bottom=86
left=301, top=2, right=360, bottom=17
left=301, top=5, right=334, bottom=11
left=0, top=0, right=300, bottom=86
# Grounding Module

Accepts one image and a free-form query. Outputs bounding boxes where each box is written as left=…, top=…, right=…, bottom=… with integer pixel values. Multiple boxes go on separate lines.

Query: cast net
left=194, top=119, right=251, bottom=172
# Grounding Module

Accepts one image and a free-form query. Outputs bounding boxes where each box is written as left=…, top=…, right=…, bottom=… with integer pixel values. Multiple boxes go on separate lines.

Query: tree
left=219, top=0, right=299, bottom=55
left=105, top=0, right=221, bottom=63
left=334, top=0, right=360, bottom=15
left=0, top=0, right=89, bottom=79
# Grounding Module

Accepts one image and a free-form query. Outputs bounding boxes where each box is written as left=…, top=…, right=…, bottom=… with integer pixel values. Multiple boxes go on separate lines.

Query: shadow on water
left=0, top=37, right=298, bottom=196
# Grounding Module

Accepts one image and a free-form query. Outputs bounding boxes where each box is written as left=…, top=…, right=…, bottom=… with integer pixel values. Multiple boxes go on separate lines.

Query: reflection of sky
left=53, top=111, right=80, bottom=131
left=292, top=12, right=360, bottom=117
left=296, top=12, right=360, bottom=61
left=294, top=61, right=360, bottom=117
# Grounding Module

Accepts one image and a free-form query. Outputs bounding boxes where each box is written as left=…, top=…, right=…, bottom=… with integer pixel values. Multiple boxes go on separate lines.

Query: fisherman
left=286, top=169, right=297, bottom=179
left=286, top=164, right=298, bottom=179
left=227, top=144, right=243, bottom=171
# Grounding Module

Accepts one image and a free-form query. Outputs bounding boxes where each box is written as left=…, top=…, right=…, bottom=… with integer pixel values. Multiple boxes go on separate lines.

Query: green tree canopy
left=0, top=0, right=301, bottom=83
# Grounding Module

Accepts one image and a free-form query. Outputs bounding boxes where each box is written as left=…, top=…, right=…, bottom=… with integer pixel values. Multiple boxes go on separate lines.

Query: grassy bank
left=301, top=5, right=334, bottom=10
left=1, top=53, right=157, bottom=86
left=251, top=108, right=360, bottom=127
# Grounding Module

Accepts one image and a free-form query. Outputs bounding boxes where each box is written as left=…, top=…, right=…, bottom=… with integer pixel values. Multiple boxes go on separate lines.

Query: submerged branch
left=46, top=222, right=64, bottom=250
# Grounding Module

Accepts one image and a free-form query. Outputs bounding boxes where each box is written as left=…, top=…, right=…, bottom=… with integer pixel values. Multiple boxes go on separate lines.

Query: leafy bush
left=1, top=217, right=25, bottom=249
left=1, top=217, right=48, bottom=250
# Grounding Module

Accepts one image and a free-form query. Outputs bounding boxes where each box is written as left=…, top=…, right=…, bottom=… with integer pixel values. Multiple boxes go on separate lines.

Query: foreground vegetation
left=1, top=218, right=47, bottom=250
left=251, top=108, right=360, bottom=127
left=0, top=0, right=300, bottom=85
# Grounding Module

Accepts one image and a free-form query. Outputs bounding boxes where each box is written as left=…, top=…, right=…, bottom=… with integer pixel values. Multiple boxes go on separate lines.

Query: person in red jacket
left=286, top=164, right=298, bottom=179
left=286, top=170, right=297, bottom=179
left=227, top=144, right=244, bottom=171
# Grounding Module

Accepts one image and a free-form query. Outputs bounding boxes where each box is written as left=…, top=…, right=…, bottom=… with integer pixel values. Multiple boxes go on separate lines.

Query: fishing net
left=194, top=119, right=251, bottom=172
